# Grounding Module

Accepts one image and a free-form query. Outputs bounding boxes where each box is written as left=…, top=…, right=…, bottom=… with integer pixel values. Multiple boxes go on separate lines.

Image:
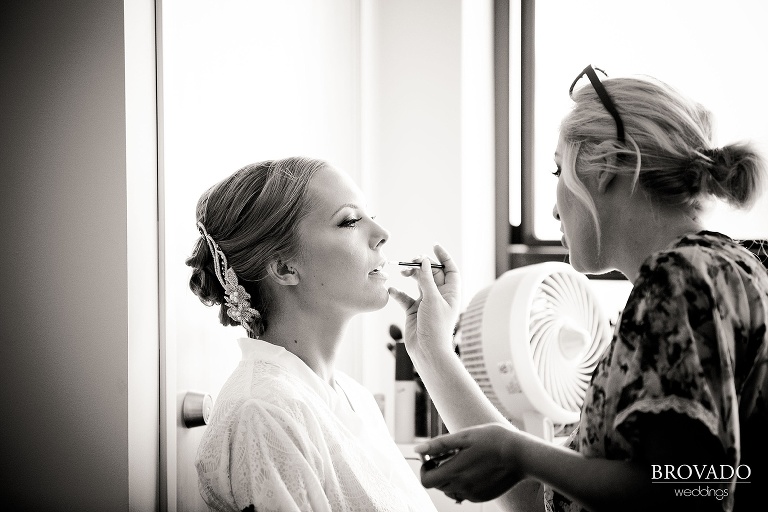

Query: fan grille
left=457, top=286, right=510, bottom=414
left=530, top=272, right=608, bottom=413
left=459, top=265, right=611, bottom=422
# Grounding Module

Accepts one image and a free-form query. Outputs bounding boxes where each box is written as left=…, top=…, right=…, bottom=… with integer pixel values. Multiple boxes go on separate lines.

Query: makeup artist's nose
left=371, top=220, right=389, bottom=249
left=552, top=203, right=561, bottom=221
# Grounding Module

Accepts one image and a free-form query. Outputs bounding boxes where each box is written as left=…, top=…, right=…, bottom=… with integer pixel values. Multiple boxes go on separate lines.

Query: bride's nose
left=371, top=221, right=389, bottom=249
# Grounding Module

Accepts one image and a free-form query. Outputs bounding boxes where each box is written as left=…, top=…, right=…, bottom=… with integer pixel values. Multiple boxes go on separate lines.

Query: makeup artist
left=389, top=67, right=768, bottom=512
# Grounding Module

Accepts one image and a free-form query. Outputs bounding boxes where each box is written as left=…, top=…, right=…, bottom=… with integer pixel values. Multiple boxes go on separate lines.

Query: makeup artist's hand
left=415, top=423, right=524, bottom=503
left=388, top=244, right=461, bottom=359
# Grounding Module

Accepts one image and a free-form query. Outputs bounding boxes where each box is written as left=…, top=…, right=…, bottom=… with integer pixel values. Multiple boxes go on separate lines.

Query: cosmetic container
left=394, top=342, right=416, bottom=443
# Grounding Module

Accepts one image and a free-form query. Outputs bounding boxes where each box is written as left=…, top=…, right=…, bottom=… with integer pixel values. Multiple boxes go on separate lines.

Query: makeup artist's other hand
left=388, top=244, right=460, bottom=358
left=416, top=423, right=523, bottom=503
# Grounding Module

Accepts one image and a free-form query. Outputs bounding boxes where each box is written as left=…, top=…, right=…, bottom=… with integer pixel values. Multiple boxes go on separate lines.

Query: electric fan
left=458, top=262, right=613, bottom=441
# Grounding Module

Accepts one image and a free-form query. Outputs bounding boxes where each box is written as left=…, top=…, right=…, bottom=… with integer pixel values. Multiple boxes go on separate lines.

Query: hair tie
left=697, top=147, right=732, bottom=185
left=197, top=221, right=260, bottom=333
left=701, top=147, right=725, bottom=164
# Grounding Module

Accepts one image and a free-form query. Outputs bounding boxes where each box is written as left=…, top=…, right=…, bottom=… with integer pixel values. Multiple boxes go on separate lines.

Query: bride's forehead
left=313, top=165, right=358, bottom=186
left=306, top=167, right=366, bottom=211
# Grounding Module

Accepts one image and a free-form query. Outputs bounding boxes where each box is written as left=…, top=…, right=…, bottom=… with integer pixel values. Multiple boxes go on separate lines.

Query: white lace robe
left=196, top=338, right=437, bottom=512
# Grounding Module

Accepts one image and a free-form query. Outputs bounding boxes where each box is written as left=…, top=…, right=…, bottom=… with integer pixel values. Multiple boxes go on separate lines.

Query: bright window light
left=528, top=0, right=768, bottom=241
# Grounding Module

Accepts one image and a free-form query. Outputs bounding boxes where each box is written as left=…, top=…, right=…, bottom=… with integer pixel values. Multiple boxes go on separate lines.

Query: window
left=500, top=0, right=768, bottom=274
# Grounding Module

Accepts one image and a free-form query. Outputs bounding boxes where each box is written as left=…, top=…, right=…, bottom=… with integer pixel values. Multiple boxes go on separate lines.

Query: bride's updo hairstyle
left=185, top=157, right=327, bottom=337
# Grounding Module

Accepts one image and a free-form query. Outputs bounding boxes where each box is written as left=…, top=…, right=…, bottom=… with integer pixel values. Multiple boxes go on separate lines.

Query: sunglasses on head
left=569, top=65, right=625, bottom=144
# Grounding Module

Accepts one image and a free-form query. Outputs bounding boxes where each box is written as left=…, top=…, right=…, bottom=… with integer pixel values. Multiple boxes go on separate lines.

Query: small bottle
left=414, top=373, right=429, bottom=438
left=394, top=342, right=416, bottom=443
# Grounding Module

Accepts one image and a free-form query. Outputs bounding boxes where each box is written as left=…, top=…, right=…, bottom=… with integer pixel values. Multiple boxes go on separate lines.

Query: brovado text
left=652, top=464, right=751, bottom=481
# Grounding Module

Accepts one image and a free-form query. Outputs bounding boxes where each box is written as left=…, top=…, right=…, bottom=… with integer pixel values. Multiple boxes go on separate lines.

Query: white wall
left=158, top=0, right=495, bottom=445
left=126, top=0, right=161, bottom=510
left=0, top=1, right=492, bottom=508
left=0, top=1, right=159, bottom=510
left=359, top=0, right=496, bottom=433
left=157, top=1, right=366, bottom=508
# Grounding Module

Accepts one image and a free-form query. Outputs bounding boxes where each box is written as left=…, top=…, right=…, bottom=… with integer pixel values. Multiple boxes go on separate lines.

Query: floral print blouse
left=545, top=231, right=768, bottom=512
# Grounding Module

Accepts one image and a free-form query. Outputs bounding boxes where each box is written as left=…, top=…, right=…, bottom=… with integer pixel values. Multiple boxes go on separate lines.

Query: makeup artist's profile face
left=553, top=137, right=600, bottom=273
left=292, top=166, right=391, bottom=314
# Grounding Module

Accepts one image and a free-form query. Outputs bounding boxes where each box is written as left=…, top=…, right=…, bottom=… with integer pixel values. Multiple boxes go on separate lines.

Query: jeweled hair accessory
left=197, top=221, right=259, bottom=333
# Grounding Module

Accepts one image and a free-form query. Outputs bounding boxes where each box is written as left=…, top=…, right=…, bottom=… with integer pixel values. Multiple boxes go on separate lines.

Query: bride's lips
left=368, top=261, right=389, bottom=280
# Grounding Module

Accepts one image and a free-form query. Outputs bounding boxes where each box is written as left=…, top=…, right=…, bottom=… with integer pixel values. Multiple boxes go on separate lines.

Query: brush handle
left=397, top=262, right=445, bottom=269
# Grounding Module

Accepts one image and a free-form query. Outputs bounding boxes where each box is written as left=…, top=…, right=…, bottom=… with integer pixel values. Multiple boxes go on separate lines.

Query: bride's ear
left=266, top=258, right=299, bottom=286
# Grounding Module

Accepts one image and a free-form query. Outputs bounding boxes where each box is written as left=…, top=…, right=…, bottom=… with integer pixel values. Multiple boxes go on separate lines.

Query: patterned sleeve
left=612, top=251, right=724, bottom=449
left=228, top=398, right=333, bottom=512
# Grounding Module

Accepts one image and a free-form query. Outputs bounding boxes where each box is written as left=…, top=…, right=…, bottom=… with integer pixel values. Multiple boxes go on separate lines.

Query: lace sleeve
left=227, top=398, right=333, bottom=512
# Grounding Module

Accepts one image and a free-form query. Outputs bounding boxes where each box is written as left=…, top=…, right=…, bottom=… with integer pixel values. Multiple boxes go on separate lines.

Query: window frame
left=495, top=0, right=622, bottom=279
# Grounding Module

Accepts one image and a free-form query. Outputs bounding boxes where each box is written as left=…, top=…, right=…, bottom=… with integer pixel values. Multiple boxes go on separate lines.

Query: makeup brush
left=387, top=324, right=403, bottom=354
left=393, top=261, right=445, bottom=269
left=389, top=324, right=403, bottom=343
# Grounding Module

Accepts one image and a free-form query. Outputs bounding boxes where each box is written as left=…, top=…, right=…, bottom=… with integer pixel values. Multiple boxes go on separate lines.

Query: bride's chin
left=376, top=290, right=391, bottom=309
left=371, top=289, right=391, bottom=310
left=352, top=290, right=390, bottom=314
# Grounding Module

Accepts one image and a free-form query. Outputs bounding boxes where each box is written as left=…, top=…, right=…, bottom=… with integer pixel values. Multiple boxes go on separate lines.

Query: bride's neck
left=262, top=311, right=349, bottom=385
